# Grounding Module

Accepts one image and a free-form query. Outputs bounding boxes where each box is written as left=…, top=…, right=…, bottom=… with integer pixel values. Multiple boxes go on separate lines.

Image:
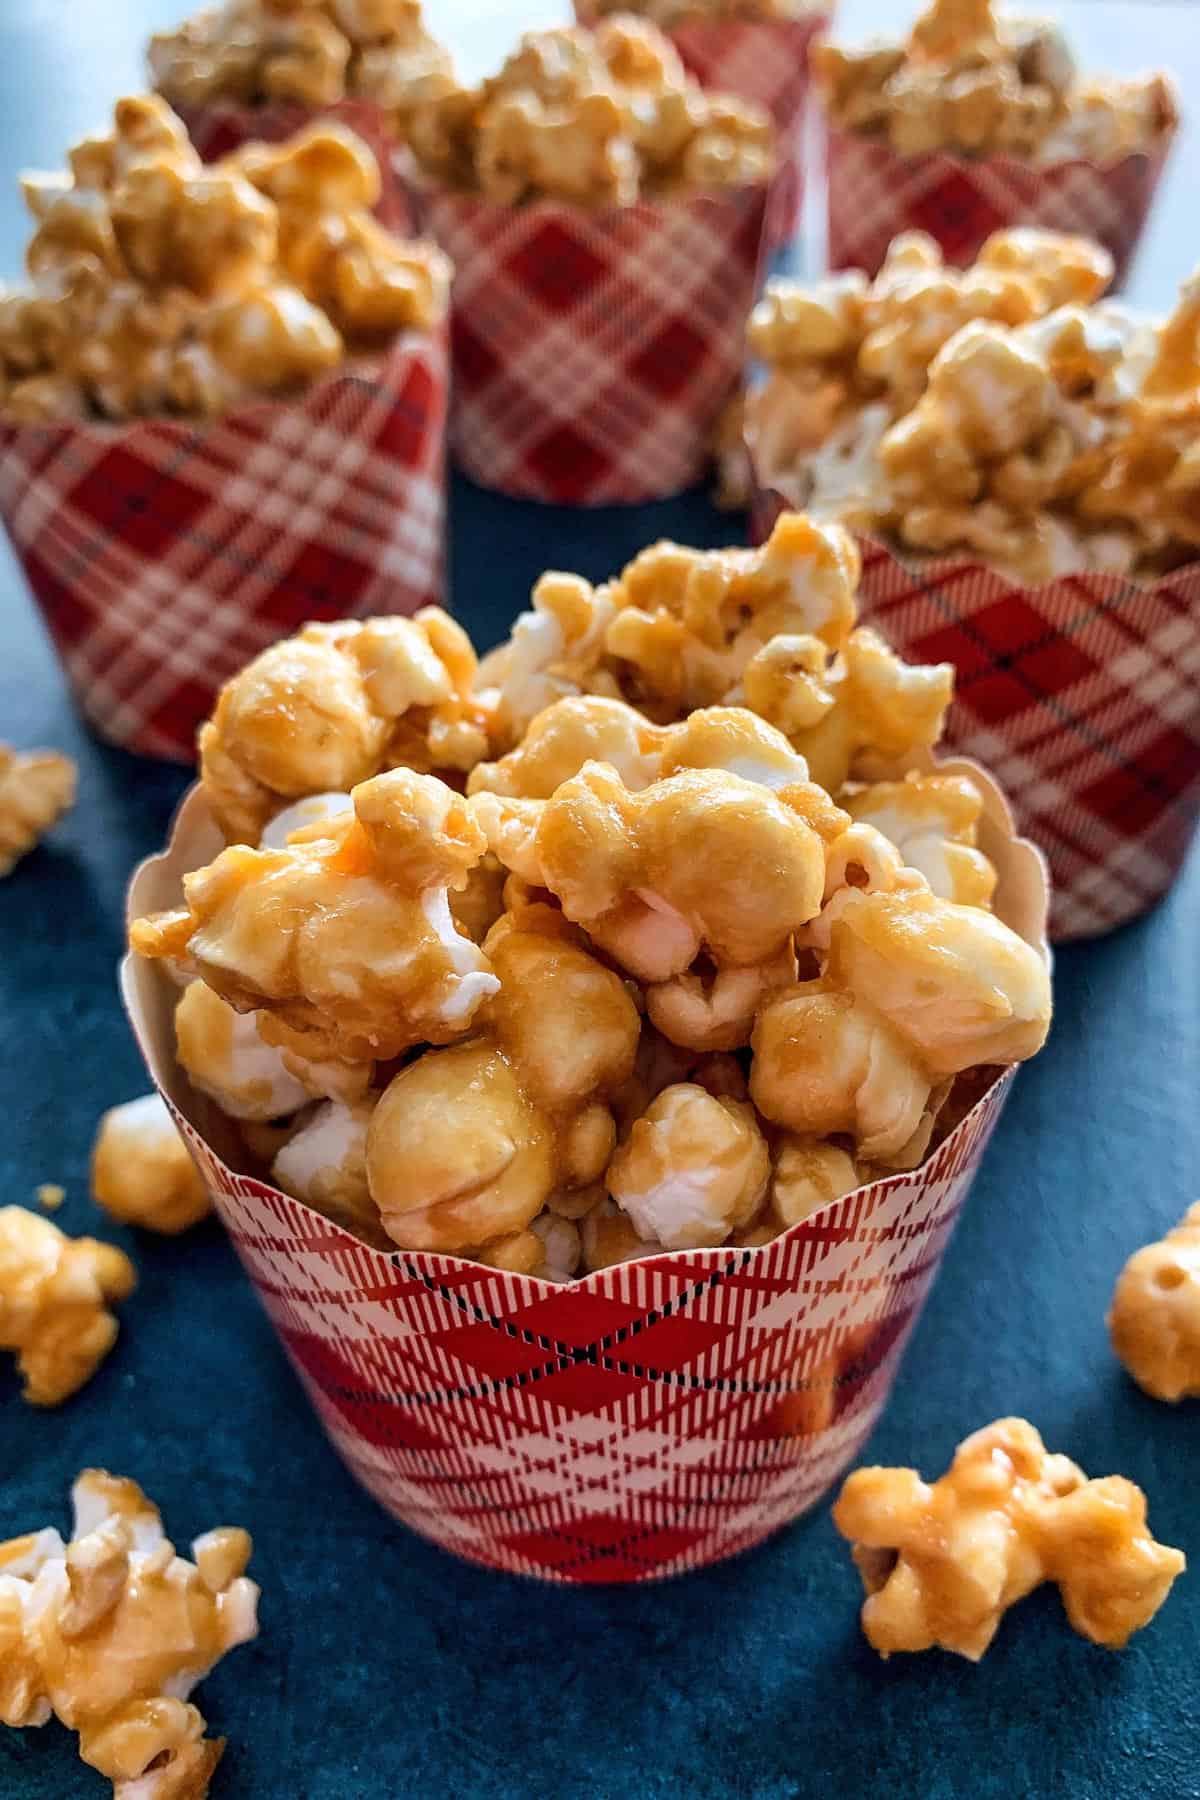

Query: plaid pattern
left=750, top=487, right=1200, bottom=943
left=826, top=126, right=1171, bottom=285
left=181, top=98, right=411, bottom=234
left=154, top=1064, right=1013, bottom=1584
left=666, top=14, right=829, bottom=245
left=0, top=330, right=448, bottom=763
left=422, top=187, right=768, bottom=504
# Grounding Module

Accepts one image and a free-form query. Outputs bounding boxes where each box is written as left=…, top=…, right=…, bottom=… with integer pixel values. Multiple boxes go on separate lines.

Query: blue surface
left=4, top=468, right=1200, bottom=1800
left=3, top=3, right=1200, bottom=1796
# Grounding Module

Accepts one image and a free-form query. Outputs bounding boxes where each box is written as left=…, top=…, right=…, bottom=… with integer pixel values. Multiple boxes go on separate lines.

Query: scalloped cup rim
left=121, top=758, right=1049, bottom=1289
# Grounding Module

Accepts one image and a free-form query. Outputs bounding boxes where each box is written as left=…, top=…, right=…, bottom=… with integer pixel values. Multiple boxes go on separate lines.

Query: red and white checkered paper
left=574, top=8, right=831, bottom=246
left=825, top=125, right=1171, bottom=285
left=751, top=488, right=1200, bottom=942
left=180, top=98, right=411, bottom=235
left=0, top=329, right=448, bottom=763
left=123, top=767, right=1045, bottom=1583
left=168, top=1084, right=1011, bottom=1583
left=421, top=185, right=768, bottom=504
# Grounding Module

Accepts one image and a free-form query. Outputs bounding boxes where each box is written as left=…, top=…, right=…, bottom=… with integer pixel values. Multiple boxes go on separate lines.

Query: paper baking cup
left=747, top=466, right=1199, bottom=941
left=121, top=759, right=1047, bottom=1583
left=420, top=184, right=769, bottom=504
left=0, top=328, right=448, bottom=763
left=179, top=98, right=411, bottom=234
left=574, top=7, right=830, bottom=246
left=825, top=124, right=1172, bottom=286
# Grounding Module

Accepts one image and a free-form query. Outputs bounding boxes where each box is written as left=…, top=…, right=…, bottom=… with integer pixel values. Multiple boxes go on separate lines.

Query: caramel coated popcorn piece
left=844, top=771, right=997, bottom=907
left=199, top=611, right=491, bottom=843
left=367, top=910, right=639, bottom=1255
left=483, top=759, right=828, bottom=984
left=405, top=19, right=773, bottom=204
left=751, top=882, right=1049, bottom=1158
left=0, top=1208, right=135, bottom=1405
left=0, top=743, right=76, bottom=875
left=608, top=1082, right=769, bottom=1249
left=1109, top=1203, right=1200, bottom=1402
left=91, top=1093, right=212, bottom=1235
left=755, top=627, right=954, bottom=794
left=768, top=1135, right=864, bottom=1229
left=173, top=979, right=365, bottom=1119
left=272, top=1096, right=389, bottom=1246
left=834, top=1418, right=1185, bottom=1658
left=580, top=1194, right=663, bottom=1272
left=130, top=767, right=499, bottom=1066
left=0, top=1470, right=258, bottom=1796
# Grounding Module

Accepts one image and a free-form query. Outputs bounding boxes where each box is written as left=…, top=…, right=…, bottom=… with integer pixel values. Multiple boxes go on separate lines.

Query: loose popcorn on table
left=0, top=1208, right=135, bottom=1405
left=0, top=94, right=449, bottom=422
left=91, top=1093, right=212, bottom=1234
left=150, top=0, right=454, bottom=133
left=813, top=0, right=1176, bottom=162
left=0, top=743, right=75, bottom=875
left=405, top=19, right=774, bottom=205
left=1108, top=1202, right=1200, bottom=1403
left=744, top=234, right=1200, bottom=583
left=0, top=1470, right=258, bottom=1798
left=132, top=510, right=1051, bottom=1274
left=833, top=1417, right=1185, bottom=1659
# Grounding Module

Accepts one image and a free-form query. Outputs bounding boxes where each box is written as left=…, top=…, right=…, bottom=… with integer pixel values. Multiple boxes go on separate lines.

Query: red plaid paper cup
left=0, top=329, right=448, bottom=764
left=574, top=7, right=831, bottom=246
left=178, top=98, right=411, bottom=234
left=746, top=443, right=1200, bottom=941
left=825, top=124, right=1173, bottom=286
left=850, top=544, right=1200, bottom=942
left=121, top=763, right=1047, bottom=1584
left=421, top=185, right=769, bottom=504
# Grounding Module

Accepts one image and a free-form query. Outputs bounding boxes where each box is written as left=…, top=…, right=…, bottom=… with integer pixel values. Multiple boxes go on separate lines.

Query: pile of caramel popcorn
left=129, top=511, right=1052, bottom=1280
left=406, top=19, right=774, bottom=205
left=744, top=229, right=1200, bottom=583
left=0, top=94, right=449, bottom=422
left=0, top=743, right=75, bottom=875
left=150, top=0, right=455, bottom=134
left=0, top=1470, right=257, bottom=1797
left=834, top=1417, right=1185, bottom=1658
left=814, top=0, right=1176, bottom=162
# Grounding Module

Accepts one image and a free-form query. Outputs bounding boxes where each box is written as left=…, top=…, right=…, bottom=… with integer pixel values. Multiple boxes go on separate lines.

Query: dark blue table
left=2, top=4, right=1199, bottom=1796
